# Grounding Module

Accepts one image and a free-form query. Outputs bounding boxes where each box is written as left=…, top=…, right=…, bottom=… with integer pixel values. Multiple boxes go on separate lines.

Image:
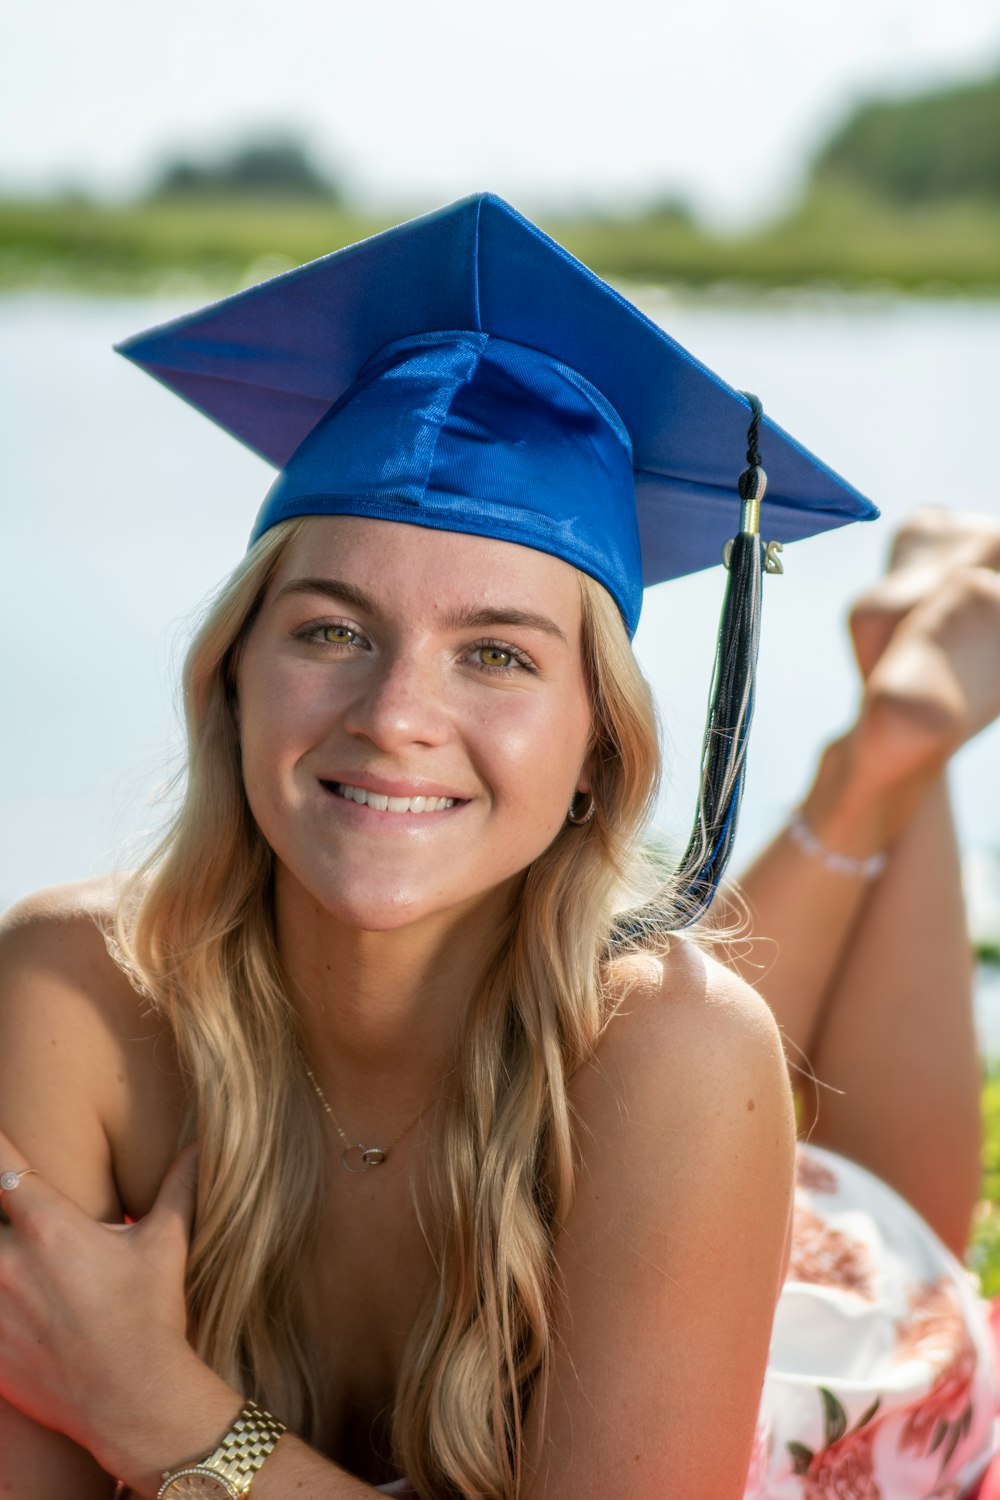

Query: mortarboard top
left=115, top=192, right=877, bottom=638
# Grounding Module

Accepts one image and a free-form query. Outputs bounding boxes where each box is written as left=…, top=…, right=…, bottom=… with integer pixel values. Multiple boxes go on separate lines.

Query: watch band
left=214, top=1401, right=287, bottom=1490
left=157, top=1400, right=287, bottom=1498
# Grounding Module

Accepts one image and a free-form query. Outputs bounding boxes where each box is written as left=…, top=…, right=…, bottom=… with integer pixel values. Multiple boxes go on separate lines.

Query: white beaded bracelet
left=788, top=810, right=889, bottom=881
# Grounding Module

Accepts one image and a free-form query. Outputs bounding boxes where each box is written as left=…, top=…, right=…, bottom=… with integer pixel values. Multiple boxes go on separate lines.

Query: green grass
left=967, top=1060, right=1000, bottom=1293
left=3, top=187, right=1000, bottom=295
left=0, top=198, right=393, bottom=293
left=551, top=187, right=1000, bottom=293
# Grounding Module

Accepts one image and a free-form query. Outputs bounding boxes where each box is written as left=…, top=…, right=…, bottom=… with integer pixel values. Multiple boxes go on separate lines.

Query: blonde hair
left=114, top=518, right=669, bottom=1498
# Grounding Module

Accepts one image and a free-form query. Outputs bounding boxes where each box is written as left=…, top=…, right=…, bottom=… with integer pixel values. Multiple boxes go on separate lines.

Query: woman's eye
left=468, top=640, right=536, bottom=673
left=477, top=644, right=514, bottom=669
left=322, top=624, right=357, bottom=645
left=291, top=619, right=366, bottom=651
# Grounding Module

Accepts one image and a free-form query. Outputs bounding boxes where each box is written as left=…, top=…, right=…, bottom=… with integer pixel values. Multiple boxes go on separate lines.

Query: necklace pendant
left=342, top=1144, right=388, bottom=1173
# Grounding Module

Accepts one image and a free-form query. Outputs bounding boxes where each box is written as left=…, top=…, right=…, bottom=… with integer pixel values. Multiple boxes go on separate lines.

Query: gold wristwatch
left=156, top=1401, right=286, bottom=1499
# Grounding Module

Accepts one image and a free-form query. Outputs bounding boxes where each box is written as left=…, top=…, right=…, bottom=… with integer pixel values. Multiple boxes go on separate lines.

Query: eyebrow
left=275, top=577, right=569, bottom=645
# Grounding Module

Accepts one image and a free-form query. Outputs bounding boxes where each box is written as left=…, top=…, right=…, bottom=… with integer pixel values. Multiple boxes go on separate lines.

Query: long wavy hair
left=113, top=516, right=670, bottom=1499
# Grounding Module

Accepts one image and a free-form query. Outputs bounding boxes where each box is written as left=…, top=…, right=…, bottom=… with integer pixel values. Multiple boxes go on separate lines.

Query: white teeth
left=332, top=783, right=456, bottom=814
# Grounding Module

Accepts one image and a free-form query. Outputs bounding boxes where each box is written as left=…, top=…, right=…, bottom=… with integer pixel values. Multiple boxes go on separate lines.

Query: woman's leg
left=733, top=511, right=1000, bottom=1256
left=805, top=771, right=981, bottom=1258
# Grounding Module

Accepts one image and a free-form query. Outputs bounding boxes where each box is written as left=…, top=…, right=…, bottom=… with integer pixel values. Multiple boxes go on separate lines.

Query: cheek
left=235, top=666, right=328, bottom=832
left=238, top=660, right=329, bottom=759
left=480, top=690, right=591, bottom=814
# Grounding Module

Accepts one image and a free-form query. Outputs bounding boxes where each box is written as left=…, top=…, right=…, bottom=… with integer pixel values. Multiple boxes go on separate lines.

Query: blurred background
left=3, top=2, right=1000, bottom=1026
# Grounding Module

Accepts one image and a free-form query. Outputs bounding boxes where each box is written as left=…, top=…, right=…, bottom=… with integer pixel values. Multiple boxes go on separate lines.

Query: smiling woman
left=235, top=519, right=596, bottom=935
left=0, top=193, right=997, bottom=1500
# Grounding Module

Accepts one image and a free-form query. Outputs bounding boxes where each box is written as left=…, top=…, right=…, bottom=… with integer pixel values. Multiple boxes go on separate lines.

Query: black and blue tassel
left=673, top=393, right=778, bottom=924
left=610, top=394, right=781, bottom=948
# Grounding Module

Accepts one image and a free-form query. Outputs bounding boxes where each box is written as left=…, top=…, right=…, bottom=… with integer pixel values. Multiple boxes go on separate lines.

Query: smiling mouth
left=323, top=781, right=459, bottom=814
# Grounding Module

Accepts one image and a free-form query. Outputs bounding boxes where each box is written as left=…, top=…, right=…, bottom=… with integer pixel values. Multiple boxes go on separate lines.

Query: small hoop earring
left=567, top=790, right=596, bottom=826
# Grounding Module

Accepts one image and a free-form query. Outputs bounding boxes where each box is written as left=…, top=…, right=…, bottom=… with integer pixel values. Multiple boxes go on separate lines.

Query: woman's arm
left=0, top=1405, right=117, bottom=1500
left=520, top=940, right=795, bottom=1500
left=0, top=888, right=136, bottom=1497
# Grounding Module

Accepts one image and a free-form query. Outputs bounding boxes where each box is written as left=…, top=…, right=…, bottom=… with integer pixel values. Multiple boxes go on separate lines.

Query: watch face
left=159, top=1470, right=239, bottom=1499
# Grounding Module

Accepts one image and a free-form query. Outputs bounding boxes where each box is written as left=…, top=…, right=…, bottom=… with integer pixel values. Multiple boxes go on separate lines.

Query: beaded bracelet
left=788, top=810, right=889, bottom=881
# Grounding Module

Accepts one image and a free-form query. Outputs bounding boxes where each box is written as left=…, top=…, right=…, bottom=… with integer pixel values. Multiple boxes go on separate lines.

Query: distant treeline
left=141, top=72, right=1000, bottom=211
left=148, top=136, right=343, bottom=203
left=814, top=70, right=1000, bottom=206
left=3, top=69, right=1000, bottom=292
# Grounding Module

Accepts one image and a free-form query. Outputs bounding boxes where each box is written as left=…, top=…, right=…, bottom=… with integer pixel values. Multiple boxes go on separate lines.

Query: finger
left=0, top=1126, right=47, bottom=1226
left=0, top=1127, right=121, bottom=1236
left=141, top=1141, right=199, bottom=1245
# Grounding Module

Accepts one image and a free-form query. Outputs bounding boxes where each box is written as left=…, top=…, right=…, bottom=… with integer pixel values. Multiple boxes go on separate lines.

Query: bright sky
left=6, top=0, right=1000, bottom=227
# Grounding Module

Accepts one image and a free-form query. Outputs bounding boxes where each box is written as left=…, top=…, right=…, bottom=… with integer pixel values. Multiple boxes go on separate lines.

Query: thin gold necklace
left=303, top=1063, right=428, bottom=1174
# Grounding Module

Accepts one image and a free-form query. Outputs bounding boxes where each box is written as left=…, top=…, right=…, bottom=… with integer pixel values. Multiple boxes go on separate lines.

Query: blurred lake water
left=3, top=285, right=999, bottom=1036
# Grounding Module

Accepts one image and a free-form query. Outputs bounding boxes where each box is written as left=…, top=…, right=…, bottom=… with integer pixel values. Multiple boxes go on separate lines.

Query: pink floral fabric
left=745, top=1144, right=998, bottom=1499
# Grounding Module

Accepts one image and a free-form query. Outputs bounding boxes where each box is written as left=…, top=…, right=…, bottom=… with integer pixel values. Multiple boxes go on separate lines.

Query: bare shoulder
left=0, top=874, right=148, bottom=1035
left=0, top=878, right=183, bottom=1220
left=576, top=935, right=792, bottom=1150
left=3, top=872, right=125, bottom=929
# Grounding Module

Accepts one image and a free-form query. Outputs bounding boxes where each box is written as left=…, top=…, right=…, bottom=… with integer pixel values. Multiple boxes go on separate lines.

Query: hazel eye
left=322, top=624, right=357, bottom=645
left=477, top=644, right=514, bottom=669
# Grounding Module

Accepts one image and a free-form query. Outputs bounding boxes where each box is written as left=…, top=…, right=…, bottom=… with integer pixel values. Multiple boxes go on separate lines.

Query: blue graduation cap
left=116, top=192, right=875, bottom=636
left=115, top=192, right=878, bottom=919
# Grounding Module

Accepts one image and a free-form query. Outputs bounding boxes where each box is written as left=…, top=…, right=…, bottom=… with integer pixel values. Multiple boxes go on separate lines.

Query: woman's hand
left=0, top=1128, right=200, bottom=1466
left=0, top=1121, right=457, bottom=1500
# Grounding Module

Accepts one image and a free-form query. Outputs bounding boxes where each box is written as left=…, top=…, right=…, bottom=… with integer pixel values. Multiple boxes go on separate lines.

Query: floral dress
left=745, top=1144, right=998, bottom=1499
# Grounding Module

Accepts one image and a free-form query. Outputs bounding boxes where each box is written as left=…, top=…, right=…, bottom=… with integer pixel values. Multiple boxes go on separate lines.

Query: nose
left=342, top=644, right=451, bottom=752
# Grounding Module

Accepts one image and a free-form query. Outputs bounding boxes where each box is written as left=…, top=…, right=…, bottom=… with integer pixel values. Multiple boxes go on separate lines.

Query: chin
left=283, top=852, right=521, bottom=937
left=292, top=866, right=477, bottom=934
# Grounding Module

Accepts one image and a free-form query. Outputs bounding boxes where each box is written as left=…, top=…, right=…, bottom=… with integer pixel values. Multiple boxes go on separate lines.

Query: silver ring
left=0, top=1168, right=38, bottom=1194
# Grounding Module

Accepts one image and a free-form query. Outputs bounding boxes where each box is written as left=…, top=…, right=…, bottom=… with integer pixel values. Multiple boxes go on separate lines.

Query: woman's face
left=236, top=516, right=594, bottom=935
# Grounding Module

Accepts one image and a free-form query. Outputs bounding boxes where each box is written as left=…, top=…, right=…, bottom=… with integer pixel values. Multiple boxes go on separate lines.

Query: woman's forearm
left=100, top=1347, right=383, bottom=1500
left=0, top=1395, right=119, bottom=1500
left=92, top=1350, right=245, bottom=1499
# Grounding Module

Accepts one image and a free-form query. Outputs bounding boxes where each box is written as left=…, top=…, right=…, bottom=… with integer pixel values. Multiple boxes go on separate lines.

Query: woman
left=0, top=195, right=995, bottom=1499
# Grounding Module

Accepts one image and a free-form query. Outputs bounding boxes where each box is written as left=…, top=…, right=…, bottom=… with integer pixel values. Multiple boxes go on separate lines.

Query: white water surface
left=3, top=286, right=999, bottom=1027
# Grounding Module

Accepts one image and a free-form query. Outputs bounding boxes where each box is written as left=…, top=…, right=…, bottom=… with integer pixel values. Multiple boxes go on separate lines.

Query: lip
left=318, top=772, right=470, bottom=802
